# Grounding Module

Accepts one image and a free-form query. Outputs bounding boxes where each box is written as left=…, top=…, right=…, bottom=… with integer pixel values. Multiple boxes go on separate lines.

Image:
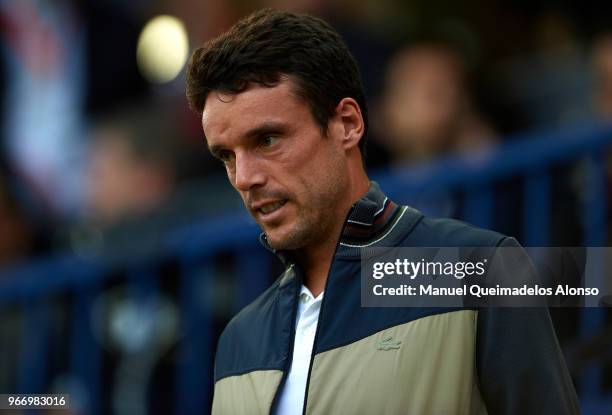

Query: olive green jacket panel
left=212, top=369, right=283, bottom=415
left=305, top=310, right=487, bottom=415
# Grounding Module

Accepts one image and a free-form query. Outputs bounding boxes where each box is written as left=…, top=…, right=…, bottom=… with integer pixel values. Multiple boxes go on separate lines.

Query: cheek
left=267, top=134, right=341, bottom=196
left=298, top=144, right=345, bottom=196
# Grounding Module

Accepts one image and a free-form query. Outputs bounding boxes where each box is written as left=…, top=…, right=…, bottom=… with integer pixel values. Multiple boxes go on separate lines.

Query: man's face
left=202, top=78, right=349, bottom=250
left=383, top=47, right=464, bottom=159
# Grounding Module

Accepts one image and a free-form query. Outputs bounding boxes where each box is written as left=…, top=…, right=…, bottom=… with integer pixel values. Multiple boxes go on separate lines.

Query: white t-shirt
left=275, top=285, right=324, bottom=415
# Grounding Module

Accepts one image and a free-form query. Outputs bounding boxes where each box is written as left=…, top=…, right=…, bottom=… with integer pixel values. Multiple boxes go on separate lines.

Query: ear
left=335, top=97, right=364, bottom=151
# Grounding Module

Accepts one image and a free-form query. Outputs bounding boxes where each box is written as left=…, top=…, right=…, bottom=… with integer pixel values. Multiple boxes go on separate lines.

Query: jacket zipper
left=300, top=205, right=355, bottom=415
left=269, top=262, right=302, bottom=414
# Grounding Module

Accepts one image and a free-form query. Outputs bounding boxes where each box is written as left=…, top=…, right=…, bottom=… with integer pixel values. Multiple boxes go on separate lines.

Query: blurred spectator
left=378, top=43, right=497, bottom=163
left=0, top=0, right=86, bottom=218
left=591, top=33, right=612, bottom=120
left=57, top=104, right=188, bottom=258
left=591, top=32, right=612, bottom=272
left=498, top=9, right=591, bottom=128
left=86, top=107, right=180, bottom=224
left=375, top=42, right=542, bottom=241
left=64, top=103, right=242, bottom=259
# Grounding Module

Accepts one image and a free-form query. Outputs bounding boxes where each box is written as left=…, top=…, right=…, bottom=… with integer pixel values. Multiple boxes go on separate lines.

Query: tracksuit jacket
left=212, top=182, right=580, bottom=415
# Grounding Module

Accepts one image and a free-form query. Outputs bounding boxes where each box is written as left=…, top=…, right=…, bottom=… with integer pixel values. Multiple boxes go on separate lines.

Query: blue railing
left=0, top=122, right=611, bottom=414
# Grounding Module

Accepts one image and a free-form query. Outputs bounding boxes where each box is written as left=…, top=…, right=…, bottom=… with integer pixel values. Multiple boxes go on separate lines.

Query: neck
left=299, top=168, right=370, bottom=296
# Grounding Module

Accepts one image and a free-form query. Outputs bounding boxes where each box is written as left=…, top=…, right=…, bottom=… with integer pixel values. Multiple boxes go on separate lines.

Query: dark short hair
left=185, top=8, right=368, bottom=157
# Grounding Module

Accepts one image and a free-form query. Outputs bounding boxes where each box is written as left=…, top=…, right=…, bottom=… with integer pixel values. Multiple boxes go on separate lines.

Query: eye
left=261, top=135, right=280, bottom=147
left=217, top=150, right=234, bottom=162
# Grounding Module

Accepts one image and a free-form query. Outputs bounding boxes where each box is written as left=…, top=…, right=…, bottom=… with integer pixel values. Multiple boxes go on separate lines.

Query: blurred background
left=0, top=0, right=612, bottom=413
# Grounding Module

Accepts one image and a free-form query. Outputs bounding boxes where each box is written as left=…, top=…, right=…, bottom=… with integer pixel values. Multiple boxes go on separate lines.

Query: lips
left=259, top=200, right=286, bottom=214
left=249, top=196, right=290, bottom=223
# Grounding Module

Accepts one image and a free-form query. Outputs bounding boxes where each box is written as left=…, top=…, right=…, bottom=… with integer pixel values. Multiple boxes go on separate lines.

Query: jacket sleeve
left=476, top=237, right=581, bottom=414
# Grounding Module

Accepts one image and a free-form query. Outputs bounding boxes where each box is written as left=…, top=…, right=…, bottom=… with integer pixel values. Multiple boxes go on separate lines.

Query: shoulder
left=214, top=268, right=295, bottom=381
left=217, top=277, right=280, bottom=352
left=401, top=208, right=514, bottom=247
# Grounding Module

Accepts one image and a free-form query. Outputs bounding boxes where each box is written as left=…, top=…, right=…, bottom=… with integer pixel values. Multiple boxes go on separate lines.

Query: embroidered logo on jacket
left=376, top=336, right=401, bottom=351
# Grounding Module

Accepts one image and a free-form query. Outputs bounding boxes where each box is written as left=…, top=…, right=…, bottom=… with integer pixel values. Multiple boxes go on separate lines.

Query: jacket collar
left=259, top=181, right=400, bottom=263
left=340, top=181, right=398, bottom=244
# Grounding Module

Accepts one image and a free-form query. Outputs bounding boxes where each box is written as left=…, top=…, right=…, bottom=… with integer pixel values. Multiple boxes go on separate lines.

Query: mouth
left=253, top=199, right=288, bottom=221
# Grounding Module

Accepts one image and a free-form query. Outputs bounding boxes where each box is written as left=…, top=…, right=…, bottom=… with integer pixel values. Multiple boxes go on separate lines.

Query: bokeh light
left=136, top=15, right=189, bottom=83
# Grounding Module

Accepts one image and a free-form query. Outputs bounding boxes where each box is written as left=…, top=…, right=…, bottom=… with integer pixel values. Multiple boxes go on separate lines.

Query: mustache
left=245, top=189, right=291, bottom=209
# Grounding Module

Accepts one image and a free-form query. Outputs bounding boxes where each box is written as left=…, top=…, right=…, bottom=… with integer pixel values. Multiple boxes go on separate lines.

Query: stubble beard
left=266, top=212, right=319, bottom=251
left=265, top=175, right=347, bottom=252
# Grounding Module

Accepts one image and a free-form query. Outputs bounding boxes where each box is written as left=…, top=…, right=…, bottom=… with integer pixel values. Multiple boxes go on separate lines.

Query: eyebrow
left=207, top=121, right=289, bottom=157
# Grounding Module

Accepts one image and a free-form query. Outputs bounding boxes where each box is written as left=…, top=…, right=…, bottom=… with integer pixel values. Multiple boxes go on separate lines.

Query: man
left=379, top=43, right=497, bottom=162
left=186, top=9, right=580, bottom=415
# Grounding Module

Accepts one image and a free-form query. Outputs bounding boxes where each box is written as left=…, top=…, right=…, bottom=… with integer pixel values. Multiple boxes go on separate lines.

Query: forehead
left=201, top=79, right=311, bottom=143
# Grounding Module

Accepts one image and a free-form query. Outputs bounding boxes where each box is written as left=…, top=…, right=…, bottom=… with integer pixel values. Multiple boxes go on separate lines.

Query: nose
left=232, top=151, right=266, bottom=192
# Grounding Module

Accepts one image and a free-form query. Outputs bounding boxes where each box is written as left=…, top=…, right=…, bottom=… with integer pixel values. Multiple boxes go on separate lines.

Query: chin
left=265, top=229, right=306, bottom=251
left=264, top=217, right=316, bottom=251
left=265, top=234, right=293, bottom=250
